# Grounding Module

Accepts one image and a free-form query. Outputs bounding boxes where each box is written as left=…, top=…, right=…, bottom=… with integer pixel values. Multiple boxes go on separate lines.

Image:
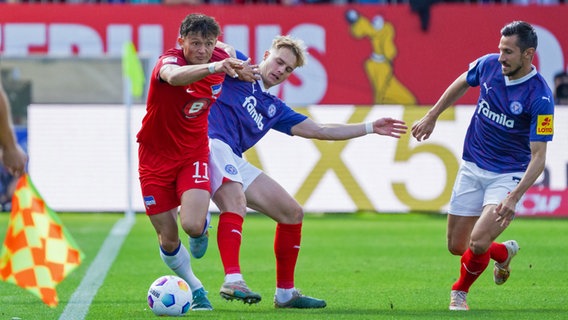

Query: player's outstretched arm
left=412, top=72, right=470, bottom=142
left=291, top=117, right=407, bottom=140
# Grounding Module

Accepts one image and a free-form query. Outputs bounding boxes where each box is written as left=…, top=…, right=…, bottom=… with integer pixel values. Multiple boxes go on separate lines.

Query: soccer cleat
left=449, top=290, right=469, bottom=311
left=219, top=280, right=262, bottom=304
left=494, top=240, right=520, bottom=285
left=189, top=212, right=211, bottom=259
left=190, top=287, right=213, bottom=311
left=274, top=290, right=326, bottom=309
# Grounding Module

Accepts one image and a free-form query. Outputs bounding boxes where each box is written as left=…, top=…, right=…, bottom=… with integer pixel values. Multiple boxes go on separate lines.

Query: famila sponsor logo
left=242, top=96, right=264, bottom=130
left=477, top=99, right=514, bottom=128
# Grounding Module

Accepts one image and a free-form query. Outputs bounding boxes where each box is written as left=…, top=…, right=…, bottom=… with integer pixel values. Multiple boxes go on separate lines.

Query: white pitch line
left=59, top=215, right=135, bottom=320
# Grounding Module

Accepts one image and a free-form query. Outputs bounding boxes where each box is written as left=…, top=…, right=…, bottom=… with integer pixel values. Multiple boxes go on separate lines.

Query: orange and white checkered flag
left=0, top=174, right=84, bottom=307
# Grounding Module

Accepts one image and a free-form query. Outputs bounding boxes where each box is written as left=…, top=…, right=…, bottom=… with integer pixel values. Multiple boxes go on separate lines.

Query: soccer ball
left=147, top=275, right=192, bottom=316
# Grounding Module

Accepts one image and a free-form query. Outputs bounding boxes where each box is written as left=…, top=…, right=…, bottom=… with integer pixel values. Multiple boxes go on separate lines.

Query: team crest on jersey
left=509, top=101, right=523, bottom=115
left=536, top=115, right=553, bottom=135
left=162, top=56, right=178, bottom=64
left=211, top=83, right=222, bottom=98
left=268, top=104, right=276, bottom=118
left=224, top=164, right=238, bottom=175
left=144, top=195, right=156, bottom=208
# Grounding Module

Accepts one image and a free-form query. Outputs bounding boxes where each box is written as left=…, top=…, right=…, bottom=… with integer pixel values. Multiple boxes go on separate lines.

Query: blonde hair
left=271, top=35, right=308, bottom=68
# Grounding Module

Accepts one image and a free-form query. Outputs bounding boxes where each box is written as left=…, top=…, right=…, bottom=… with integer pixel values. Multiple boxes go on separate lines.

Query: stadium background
left=1, top=2, right=567, bottom=216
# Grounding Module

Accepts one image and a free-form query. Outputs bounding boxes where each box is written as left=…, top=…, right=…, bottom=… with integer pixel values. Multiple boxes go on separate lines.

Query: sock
left=489, top=242, right=508, bottom=264
left=224, top=273, right=244, bottom=283
left=217, top=212, right=244, bottom=275
left=275, top=223, right=302, bottom=290
left=451, top=248, right=490, bottom=293
left=160, top=242, right=203, bottom=291
left=275, top=287, right=296, bottom=304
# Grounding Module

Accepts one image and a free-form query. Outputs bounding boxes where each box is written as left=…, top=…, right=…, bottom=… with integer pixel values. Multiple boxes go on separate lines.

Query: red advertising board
left=518, top=187, right=568, bottom=217
left=1, top=3, right=567, bottom=106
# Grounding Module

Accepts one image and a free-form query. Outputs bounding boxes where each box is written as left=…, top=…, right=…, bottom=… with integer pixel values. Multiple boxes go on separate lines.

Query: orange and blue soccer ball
left=147, top=275, right=192, bottom=316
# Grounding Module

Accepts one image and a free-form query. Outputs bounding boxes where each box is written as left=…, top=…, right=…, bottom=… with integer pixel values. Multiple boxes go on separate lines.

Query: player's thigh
left=469, top=204, right=507, bottom=253
left=179, top=188, right=211, bottom=237
left=447, top=214, right=478, bottom=255
left=246, top=173, right=303, bottom=224
left=212, top=181, right=247, bottom=215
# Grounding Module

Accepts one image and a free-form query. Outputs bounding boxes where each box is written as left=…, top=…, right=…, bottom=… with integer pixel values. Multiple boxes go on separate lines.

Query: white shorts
left=448, top=161, right=524, bottom=217
left=209, top=138, right=262, bottom=196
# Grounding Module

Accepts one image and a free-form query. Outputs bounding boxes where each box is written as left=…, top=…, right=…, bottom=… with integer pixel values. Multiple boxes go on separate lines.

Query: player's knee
left=447, top=235, right=469, bottom=255
left=289, top=204, right=304, bottom=224
left=469, top=239, right=490, bottom=255
left=214, top=187, right=247, bottom=215
left=180, top=220, right=204, bottom=238
left=160, top=237, right=181, bottom=253
left=447, top=243, right=466, bottom=256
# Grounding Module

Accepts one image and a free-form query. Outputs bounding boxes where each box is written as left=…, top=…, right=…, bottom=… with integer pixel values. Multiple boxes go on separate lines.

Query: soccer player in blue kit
left=207, top=35, right=408, bottom=308
left=412, top=21, right=554, bottom=311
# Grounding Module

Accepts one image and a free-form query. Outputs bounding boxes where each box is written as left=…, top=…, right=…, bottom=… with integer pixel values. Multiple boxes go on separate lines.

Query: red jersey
left=137, top=47, right=229, bottom=160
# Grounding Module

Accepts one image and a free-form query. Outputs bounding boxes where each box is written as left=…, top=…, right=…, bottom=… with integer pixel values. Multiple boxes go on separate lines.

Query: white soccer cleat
left=493, top=240, right=519, bottom=285
left=449, top=290, right=469, bottom=311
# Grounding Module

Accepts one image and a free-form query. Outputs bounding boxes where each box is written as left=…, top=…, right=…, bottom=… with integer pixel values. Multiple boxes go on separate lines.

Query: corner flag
left=122, top=41, right=145, bottom=98
left=0, top=174, right=84, bottom=307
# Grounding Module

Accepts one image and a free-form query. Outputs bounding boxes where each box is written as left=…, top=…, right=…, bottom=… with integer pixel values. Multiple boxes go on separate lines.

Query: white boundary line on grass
left=59, top=215, right=135, bottom=320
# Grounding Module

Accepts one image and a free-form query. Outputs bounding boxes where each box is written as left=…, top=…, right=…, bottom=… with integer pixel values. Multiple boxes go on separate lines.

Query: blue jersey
left=463, top=54, right=554, bottom=173
left=208, top=51, right=307, bottom=157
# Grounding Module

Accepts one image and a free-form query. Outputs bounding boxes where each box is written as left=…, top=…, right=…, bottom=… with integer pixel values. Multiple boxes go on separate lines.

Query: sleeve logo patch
left=536, top=115, right=553, bottom=135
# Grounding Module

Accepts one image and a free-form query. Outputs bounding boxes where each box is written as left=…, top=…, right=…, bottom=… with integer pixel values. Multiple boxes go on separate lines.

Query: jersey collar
left=504, top=65, right=537, bottom=86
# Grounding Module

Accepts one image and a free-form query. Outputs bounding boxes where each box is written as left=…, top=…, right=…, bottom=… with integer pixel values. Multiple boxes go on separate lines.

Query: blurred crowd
left=555, top=71, right=568, bottom=105
left=0, top=0, right=566, bottom=5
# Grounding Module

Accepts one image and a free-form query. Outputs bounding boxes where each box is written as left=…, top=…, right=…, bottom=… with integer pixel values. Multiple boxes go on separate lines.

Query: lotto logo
left=536, top=115, right=553, bottom=135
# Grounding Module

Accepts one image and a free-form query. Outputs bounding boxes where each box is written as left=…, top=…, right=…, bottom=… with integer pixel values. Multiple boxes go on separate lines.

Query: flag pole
left=123, top=73, right=134, bottom=219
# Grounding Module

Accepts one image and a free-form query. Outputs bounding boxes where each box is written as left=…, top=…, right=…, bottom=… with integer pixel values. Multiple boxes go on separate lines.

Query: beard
left=501, top=62, right=523, bottom=78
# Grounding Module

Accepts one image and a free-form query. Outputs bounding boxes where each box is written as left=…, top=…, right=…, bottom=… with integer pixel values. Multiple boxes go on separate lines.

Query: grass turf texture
left=0, top=212, right=567, bottom=319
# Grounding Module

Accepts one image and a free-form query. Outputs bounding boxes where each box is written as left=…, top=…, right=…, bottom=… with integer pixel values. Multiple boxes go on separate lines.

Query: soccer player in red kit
left=136, top=13, right=246, bottom=311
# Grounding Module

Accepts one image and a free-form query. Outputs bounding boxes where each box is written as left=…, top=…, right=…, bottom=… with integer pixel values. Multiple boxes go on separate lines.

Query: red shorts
left=138, top=144, right=211, bottom=215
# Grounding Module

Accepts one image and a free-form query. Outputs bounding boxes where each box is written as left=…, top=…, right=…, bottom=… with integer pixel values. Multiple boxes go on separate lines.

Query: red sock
left=217, top=212, right=243, bottom=275
left=274, top=223, right=302, bottom=289
left=489, top=242, right=508, bottom=264
left=452, top=248, right=490, bottom=292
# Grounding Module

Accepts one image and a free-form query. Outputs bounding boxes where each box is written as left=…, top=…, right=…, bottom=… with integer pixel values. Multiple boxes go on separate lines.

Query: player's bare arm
left=412, top=72, right=470, bottom=141
left=495, top=141, right=547, bottom=226
left=211, top=57, right=249, bottom=79
left=291, top=117, right=407, bottom=140
left=0, top=80, right=27, bottom=177
left=159, top=58, right=246, bottom=86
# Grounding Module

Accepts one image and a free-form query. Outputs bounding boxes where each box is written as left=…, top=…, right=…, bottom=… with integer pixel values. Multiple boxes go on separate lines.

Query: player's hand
left=1, top=144, right=27, bottom=177
left=215, top=57, right=248, bottom=78
left=373, top=118, right=408, bottom=138
left=411, top=115, right=436, bottom=142
left=494, top=199, right=516, bottom=227
left=234, top=59, right=261, bottom=83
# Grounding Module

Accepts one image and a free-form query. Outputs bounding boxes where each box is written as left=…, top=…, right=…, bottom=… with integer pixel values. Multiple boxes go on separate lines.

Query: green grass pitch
left=1, top=212, right=567, bottom=319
